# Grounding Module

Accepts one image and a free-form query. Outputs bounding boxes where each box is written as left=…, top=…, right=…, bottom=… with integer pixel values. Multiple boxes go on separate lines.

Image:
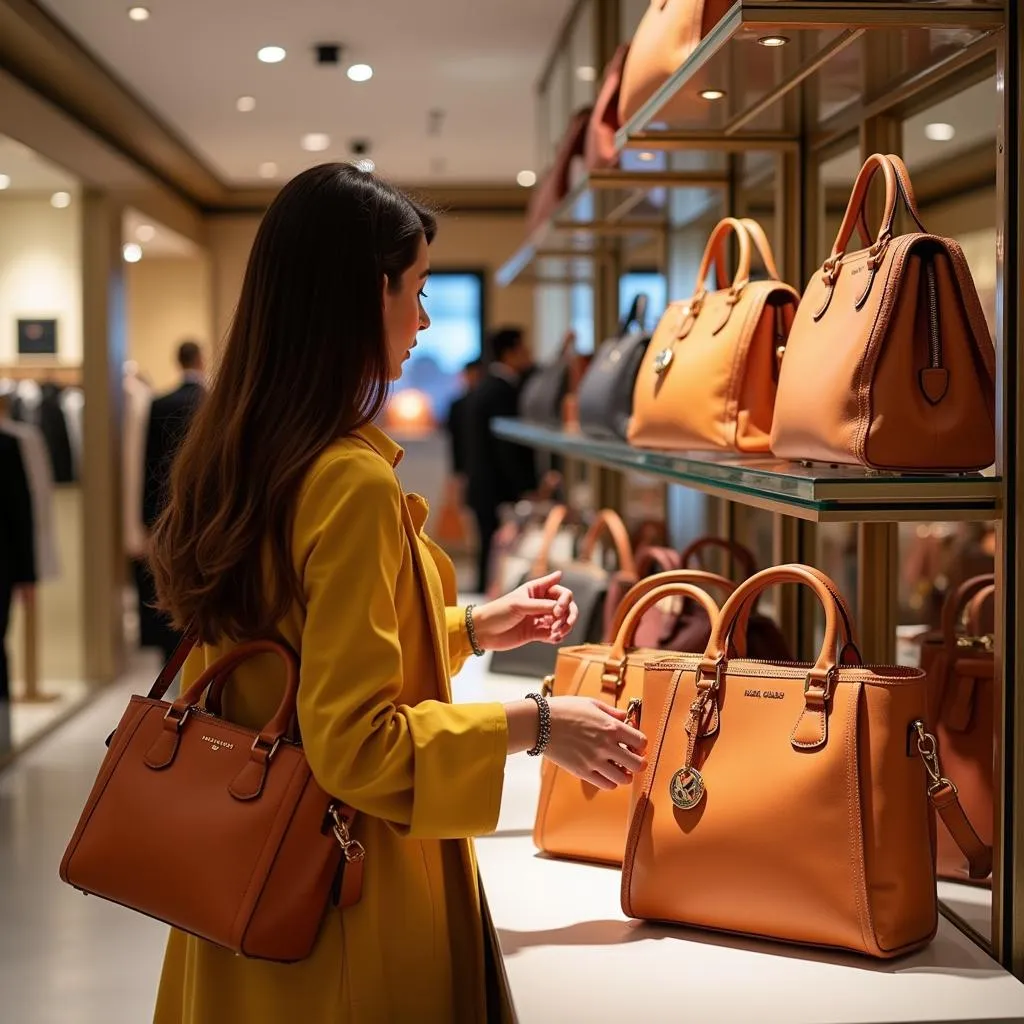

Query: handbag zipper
left=925, top=258, right=942, bottom=373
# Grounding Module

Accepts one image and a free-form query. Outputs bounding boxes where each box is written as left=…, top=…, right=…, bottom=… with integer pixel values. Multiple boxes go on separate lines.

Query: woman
left=149, top=164, right=647, bottom=1024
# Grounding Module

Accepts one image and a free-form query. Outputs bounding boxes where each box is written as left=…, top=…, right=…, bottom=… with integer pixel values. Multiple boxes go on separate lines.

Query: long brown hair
left=150, top=164, right=436, bottom=643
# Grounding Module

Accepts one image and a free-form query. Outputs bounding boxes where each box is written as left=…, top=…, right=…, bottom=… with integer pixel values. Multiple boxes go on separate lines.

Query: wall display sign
left=17, top=318, right=58, bottom=356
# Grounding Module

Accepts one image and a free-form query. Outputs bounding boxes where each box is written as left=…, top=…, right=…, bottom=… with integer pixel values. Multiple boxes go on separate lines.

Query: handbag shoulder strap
left=578, top=509, right=636, bottom=577
left=529, top=504, right=571, bottom=577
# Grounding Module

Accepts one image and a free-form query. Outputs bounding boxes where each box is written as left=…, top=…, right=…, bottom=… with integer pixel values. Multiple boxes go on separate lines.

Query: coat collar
left=352, top=421, right=404, bottom=468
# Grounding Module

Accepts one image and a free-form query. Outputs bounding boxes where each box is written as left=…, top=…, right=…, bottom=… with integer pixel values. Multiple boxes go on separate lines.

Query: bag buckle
left=803, top=666, right=836, bottom=702
left=250, top=735, right=281, bottom=761
left=163, top=705, right=191, bottom=730
left=911, top=719, right=956, bottom=796
left=330, top=806, right=366, bottom=863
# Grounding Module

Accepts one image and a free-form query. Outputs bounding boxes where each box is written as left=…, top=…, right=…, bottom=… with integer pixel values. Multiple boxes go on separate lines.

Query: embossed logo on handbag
left=743, top=689, right=784, bottom=700
left=202, top=735, right=235, bottom=752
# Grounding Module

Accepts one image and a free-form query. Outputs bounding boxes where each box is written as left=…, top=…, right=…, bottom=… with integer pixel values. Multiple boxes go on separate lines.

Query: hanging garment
left=60, top=388, right=85, bottom=483
left=12, top=379, right=42, bottom=427
left=38, top=383, right=74, bottom=483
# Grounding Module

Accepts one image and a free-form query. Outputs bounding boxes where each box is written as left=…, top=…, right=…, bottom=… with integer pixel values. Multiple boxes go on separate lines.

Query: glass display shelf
left=616, top=1, right=1003, bottom=150
left=493, top=418, right=1000, bottom=523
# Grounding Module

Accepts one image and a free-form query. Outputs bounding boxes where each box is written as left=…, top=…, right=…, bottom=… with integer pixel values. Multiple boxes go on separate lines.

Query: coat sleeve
left=445, top=606, right=475, bottom=676
left=295, top=452, right=508, bottom=839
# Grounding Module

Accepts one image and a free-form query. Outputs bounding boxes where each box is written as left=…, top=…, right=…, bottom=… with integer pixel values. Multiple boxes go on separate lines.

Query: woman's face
left=383, top=234, right=431, bottom=381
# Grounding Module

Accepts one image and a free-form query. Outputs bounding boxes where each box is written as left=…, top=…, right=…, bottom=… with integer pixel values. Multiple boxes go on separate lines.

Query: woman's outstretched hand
left=471, top=570, right=579, bottom=651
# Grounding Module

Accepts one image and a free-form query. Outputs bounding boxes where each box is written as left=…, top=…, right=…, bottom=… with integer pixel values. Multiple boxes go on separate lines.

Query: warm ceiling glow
left=50, top=191, right=71, bottom=209
left=257, top=46, right=287, bottom=64
left=0, top=174, right=9, bottom=190
left=236, top=95, right=256, bottom=113
left=347, top=64, right=374, bottom=83
left=301, top=133, right=331, bottom=152
left=576, top=66, right=597, bottom=82
left=127, top=6, right=150, bottom=21
left=135, top=224, right=156, bottom=242
left=516, top=170, right=537, bottom=188
left=123, top=243, right=143, bottom=263
left=700, top=89, right=726, bottom=100
left=258, top=162, right=278, bottom=178
left=758, top=35, right=789, bottom=47
left=924, top=122, right=956, bottom=142
left=638, top=151, right=656, bottom=162
left=355, top=158, right=376, bottom=173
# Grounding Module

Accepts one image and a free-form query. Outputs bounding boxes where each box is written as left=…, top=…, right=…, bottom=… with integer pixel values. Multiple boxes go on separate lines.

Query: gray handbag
left=489, top=509, right=637, bottom=679
left=578, top=294, right=651, bottom=440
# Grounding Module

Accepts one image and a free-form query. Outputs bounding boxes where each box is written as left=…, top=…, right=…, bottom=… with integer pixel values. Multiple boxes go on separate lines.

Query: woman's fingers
left=526, top=570, right=562, bottom=597
left=613, top=745, right=647, bottom=775
left=587, top=770, right=618, bottom=791
left=594, top=700, right=627, bottom=720
left=592, top=761, right=633, bottom=787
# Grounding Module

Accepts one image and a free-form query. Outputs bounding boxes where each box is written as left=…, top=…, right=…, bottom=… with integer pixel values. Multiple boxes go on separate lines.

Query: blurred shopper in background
left=0, top=431, right=35, bottom=702
left=445, top=357, right=483, bottom=486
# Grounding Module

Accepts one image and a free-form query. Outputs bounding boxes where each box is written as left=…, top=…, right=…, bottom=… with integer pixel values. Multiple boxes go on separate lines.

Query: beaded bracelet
left=525, top=692, right=552, bottom=757
left=465, top=605, right=485, bottom=657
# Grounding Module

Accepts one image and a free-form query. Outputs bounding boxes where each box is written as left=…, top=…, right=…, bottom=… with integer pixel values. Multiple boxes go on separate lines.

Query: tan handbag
left=534, top=579, right=722, bottom=866
left=585, top=44, right=629, bottom=170
left=770, top=154, right=996, bottom=471
left=919, top=575, right=995, bottom=885
left=628, top=217, right=799, bottom=452
left=59, top=636, right=364, bottom=962
left=621, top=564, right=991, bottom=957
left=619, top=0, right=732, bottom=126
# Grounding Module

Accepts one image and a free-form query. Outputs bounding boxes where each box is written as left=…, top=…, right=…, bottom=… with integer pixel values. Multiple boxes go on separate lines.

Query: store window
left=392, top=270, right=484, bottom=421
left=620, top=271, right=666, bottom=331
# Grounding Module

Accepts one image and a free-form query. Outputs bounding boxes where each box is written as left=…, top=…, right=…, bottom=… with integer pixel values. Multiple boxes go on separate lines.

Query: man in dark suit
left=136, top=340, right=206, bottom=661
left=444, top=359, right=482, bottom=482
left=465, top=328, right=537, bottom=593
left=0, top=432, right=36, bottom=702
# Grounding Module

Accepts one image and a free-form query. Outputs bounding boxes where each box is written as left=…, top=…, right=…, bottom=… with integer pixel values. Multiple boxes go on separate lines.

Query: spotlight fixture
left=638, top=151, right=656, bottom=162
left=0, top=174, right=9, bottom=190
left=258, top=162, right=278, bottom=178
left=315, top=44, right=341, bottom=66
left=257, top=46, right=287, bottom=64
left=347, top=63, right=373, bottom=82
left=576, top=66, right=597, bottom=82
left=301, top=133, right=331, bottom=152
left=516, top=170, right=537, bottom=188
left=123, top=243, right=143, bottom=263
left=700, top=88, right=726, bottom=100
left=758, top=35, right=789, bottom=47
left=924, top=122, right=956, bottom=142
left=127, top=6, right=150, bottom=21
left=50, top=191, right=71, bottom=209
left=236, top=95, right=256, bottom=112
left=135, top=224, right=156, bottom=242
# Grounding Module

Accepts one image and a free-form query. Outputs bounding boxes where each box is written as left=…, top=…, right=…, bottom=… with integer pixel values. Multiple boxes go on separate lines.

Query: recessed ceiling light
left=700, top=89, right=726, bottom=100
left=355, top=158, right=376, bottom=173
left=135, top=224, right=156, bottom=242
left=258, top=162, right=278, bottom=179
left=301, top=133, right=331, bottom=152
left=758, top=35, right=789, bottom=47
left=347, top=63, right=373, bottom=83
left=50, top=191, right=71, bottom=209
left=257, top=46, right=286, bottom=64
left=576, top=66, right=597, bottom=82
left=127, top=6, right=150, bottom=21
left=924, top=122, right=956, bottom=142
left=123, top=243, right=143, bottom=263
left=0, top=174, right=10, bottom=190
left=638, top=151, right=656, bottom=162
left=516, top=170, right=537, bottom=188
left=236, top=95, right=256, bottom=113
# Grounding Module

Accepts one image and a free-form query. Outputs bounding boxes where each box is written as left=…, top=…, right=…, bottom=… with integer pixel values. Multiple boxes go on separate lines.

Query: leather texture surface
left=585, top=44, right=629, bottom=170
left=534, top=582, right=722, bottom=866
left=619, top=0, right=732, bottom=126
left=59, top=639, right=354, bottom=962
left=628, top=217, right=798, bottom=453
left=770, top=154, right=996, bottom=471
left=519, top=360, right=569, bottom=427
left=919, top=575, right=994, bottom=885
left=620, top=565, right=951, bottom=958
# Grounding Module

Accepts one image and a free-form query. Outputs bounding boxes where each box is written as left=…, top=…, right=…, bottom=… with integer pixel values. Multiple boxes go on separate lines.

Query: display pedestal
left=455, top=661, right=1024, bottom=1023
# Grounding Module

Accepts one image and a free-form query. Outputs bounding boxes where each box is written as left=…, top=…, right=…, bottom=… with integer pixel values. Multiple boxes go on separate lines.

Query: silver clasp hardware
left=625, top=697, right=642, bottom=728
left=541, top=674, right=555, bottom=699
left=330, top=806, right=366, bottom=863
left=912, top=719, right=956, bottom=797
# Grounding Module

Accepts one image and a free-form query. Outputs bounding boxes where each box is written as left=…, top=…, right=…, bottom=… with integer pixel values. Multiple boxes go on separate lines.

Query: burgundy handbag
left=526, top=107, right=592, bottom=234
left=585, top=44, right=629, bottom=170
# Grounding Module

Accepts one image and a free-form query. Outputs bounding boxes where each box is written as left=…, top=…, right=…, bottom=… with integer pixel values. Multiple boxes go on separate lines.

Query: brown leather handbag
left=619, top=0, right=732, bottom=126
left=585, top=44, right=629, bottom=170
left=628, top=217, right=799, bottom=452
left=621, top=564, right=991, bottom=958
left=534, top=580, right=722, bottom=866
left=770, top=154, right=996, bottom=471
left=59, top=636, right=364, bottom=962
left=526, top=107, right=592, bottom=235
left=919, top=574, right=995, bottom=885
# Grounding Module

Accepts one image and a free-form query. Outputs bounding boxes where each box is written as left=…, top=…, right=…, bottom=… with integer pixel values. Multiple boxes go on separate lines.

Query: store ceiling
left=0, top=134, right=78, bottom=192
left=36, top=0, right=574, bottom=187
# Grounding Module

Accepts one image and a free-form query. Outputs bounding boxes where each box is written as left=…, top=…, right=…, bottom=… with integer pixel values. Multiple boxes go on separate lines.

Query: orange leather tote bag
left=771, top=154, right=996, bottom=471
left=919, top=575, right=995, bottom=885
left=59, top=636, right=364, bottom=962
left=585, top=44, right=629, bottom=170
left=618, top=0, right=732, bottom=127
left=621, top=564, right=991, bottom=957
left=534, top=579, right=722, bottom=866
left=628, top=217, right=799, bottom=452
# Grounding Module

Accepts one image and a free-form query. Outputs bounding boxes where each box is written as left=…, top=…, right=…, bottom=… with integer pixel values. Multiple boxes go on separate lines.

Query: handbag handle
left=634, top=545, right=682, bottom=578
left=620, top=292, right=650, bottom=335
left=680, top=537, right=757, bottom=579
left=693, top=217, right=753, bottom=304
left=528, top=504, right=572, bottom=577
left=739, top=219, right=782, bottom=281
left=965, top=584, right=996, bottom=637
left=606, top=568, right=734, bottom=640
left=942, top=573, right=996, bottom=652
left=578, top=508, right=637, bottom=577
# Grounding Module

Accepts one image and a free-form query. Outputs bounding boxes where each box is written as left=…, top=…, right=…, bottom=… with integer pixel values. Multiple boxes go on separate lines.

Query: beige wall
left=207, top=209, right=534, bottom=355
left=125, top=255, right=212, bottom=392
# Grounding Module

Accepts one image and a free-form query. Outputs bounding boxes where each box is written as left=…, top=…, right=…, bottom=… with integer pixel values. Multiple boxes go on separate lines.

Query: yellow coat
left=154, top=424, right=509, bottom=1024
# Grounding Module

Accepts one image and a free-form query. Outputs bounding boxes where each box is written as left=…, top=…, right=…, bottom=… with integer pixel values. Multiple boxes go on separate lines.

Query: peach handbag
left=770, top=154, right=996, bottom=471
left=534, top=578, right=722, bottom=866
left=618, top=0, right=732, bottom=127
left=621, top=565, right=992, bottom=958
left=628, top=217, right=799, bottom=452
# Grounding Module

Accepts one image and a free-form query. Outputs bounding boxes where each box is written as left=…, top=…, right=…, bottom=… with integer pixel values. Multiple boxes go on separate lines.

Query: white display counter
left=453, top=659, right=1024, bottom=1024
